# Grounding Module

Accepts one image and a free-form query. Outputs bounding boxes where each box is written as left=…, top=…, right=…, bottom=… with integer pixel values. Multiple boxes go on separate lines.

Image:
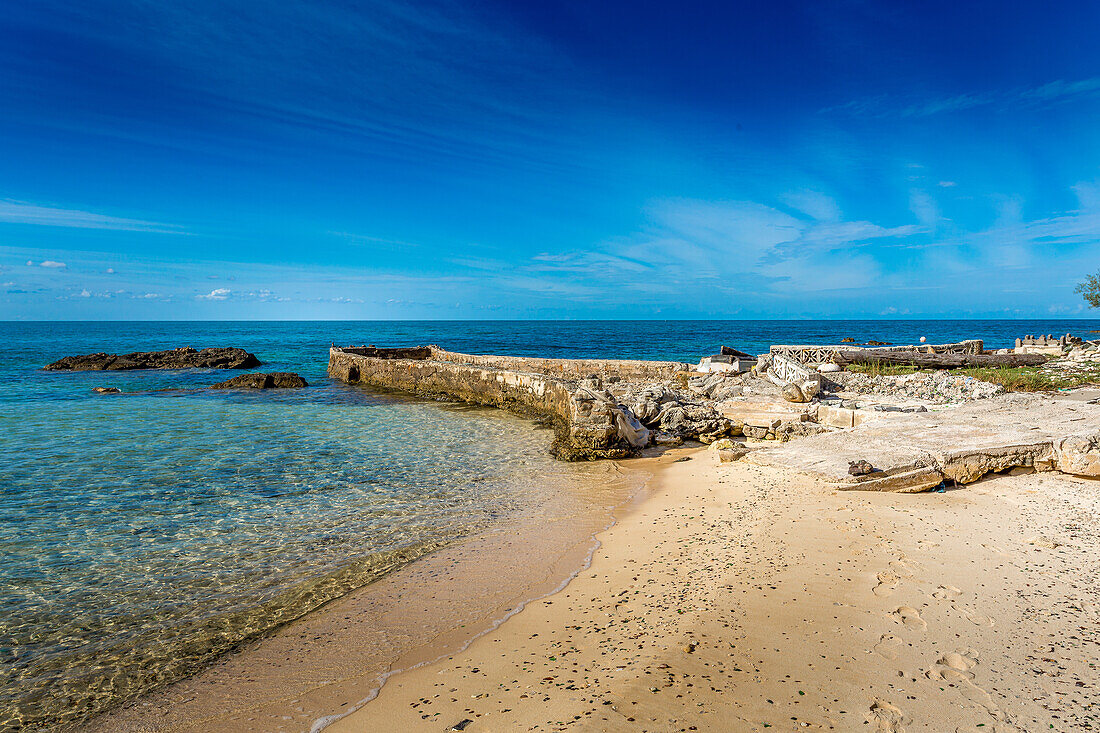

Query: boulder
left=46, top=347, right=260, bottom=371
left=800, top=379, right=821, bottom=400
left=744, top=425, right=770, bottom=440
left=781, top=383, right=807, bottom=403
left=92, top=386, right=120, bottom=394
left=1054, top=433, right=1100, bottom=477
left=710, top=438, right=752, bottom=462
left=564, top=383, right=649, bottom=456
left=848, top=459, right=875, bottom=476
left=775, top=421, right=829, bottom=442
left=211, top=372, right=308, bottom=389
left=651, top=431, right=684, bottom=447
left=655, top=402, right=731, bottom=439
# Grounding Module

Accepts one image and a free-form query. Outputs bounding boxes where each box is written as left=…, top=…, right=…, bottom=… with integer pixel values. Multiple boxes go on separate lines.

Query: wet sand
left=83, top=460, right=652, bottom=732
left=330, top=452, right=1099, bottom=732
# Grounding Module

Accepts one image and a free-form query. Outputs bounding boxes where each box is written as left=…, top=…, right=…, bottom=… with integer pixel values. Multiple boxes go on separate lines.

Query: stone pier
left=328, top=346, right=690, bottom=459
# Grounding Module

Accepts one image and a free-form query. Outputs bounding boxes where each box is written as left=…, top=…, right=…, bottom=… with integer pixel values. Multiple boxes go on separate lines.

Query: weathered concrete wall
left=328, top=347, right=648, bottom=459
left=426, top=346, right=690, bottom=382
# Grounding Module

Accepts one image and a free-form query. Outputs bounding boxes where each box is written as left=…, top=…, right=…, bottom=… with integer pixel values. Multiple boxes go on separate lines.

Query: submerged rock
left=210, top=372, right=308, bottom=389
left=46, top=347, right=260, bottom=371
left=92, top=386, right=120, bottom=394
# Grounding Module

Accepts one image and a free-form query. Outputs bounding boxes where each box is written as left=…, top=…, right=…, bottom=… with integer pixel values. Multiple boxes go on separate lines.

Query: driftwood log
left=834, top=351, right=1051, bottom=369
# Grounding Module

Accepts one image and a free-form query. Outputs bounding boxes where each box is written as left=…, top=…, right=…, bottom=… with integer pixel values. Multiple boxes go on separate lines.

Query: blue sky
left=2, top=0, right=1099, bottom=319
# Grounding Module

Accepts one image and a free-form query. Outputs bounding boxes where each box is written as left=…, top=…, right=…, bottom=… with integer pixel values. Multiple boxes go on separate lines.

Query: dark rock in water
left=45, top=347, right=260, bottom=371
left=92, top=386, right=121, bottom=394
left=865, top=339, right=893, bottom=346
left=210, top=372, right=308, bottom=389
left=848, top=459, right=875, bottom=476
left=840, top=337, right=857, bottom=343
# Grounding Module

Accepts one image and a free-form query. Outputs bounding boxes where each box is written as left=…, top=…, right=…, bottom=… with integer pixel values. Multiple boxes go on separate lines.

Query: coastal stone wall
left=426, top=346, right=690, bottom=382
left=328, top=347, right=653, bottom=459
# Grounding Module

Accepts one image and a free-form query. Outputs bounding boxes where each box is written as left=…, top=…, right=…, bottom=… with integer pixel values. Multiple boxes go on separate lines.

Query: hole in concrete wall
left=347, top=366, right=360, bottom=382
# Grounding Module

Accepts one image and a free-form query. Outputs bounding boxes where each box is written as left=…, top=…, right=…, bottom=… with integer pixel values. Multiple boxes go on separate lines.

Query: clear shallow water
left=1, top=319, right=1098, bottom=731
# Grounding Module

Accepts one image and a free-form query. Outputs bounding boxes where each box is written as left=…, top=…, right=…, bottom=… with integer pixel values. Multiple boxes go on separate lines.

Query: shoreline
left=83, top=449, right=666, bottom=732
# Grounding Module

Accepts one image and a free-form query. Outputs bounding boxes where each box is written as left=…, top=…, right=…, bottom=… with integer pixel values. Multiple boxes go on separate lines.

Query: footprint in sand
left=890, top=606, right=927, bottom=630
left=925, top=649, right=1010, bottom=725
left=932, top=584, right=962, bottom=600
left=959, top=605, right=995, bottom=628
left=926, top=649, right=978, bottom=681
left=981, top=542, right=1013, bottom=558
left=869, top=700, right=908, bottom=732
left=891, top=555, right=922, bottom=577
left=873, top=571, right=901, bottom=597
left=873, top=633, right=902, bottom=660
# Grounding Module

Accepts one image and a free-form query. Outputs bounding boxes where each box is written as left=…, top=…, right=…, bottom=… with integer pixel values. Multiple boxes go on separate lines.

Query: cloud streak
left=821, top=76, right=1100, bottom=118
left=1, top=200, right=183, bottom=233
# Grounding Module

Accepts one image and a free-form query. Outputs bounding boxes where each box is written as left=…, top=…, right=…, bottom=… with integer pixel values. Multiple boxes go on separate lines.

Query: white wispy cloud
left=1, top=200, right=183, bottom=233
left=780, top=190, right=842, bottom=222
left=26, top=259, right=68, bottom=268
left=196, top=288, right=232, bottom=300
left=505, top=193, right=927, bottom=303
left=821, top=76, right=1100, bottom=118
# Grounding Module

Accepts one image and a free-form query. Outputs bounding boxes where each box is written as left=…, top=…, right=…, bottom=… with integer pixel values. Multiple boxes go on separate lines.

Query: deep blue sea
left=2, top=319, right=1098, bottom=730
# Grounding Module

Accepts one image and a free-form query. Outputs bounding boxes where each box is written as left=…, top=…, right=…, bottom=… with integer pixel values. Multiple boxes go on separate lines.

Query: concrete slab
left=748, top=393, right=1100, bottom=491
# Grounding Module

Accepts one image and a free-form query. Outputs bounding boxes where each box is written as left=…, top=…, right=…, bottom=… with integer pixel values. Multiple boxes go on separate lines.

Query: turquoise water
left=1, top=319, right=1098, bottom=731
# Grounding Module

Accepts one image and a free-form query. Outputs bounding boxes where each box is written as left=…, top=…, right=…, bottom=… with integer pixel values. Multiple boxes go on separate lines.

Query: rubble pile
left=830, top=370, right=1004, bottom=404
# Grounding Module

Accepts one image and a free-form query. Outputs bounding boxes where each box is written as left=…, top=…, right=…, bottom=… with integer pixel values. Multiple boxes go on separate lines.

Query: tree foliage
left=1078, top=271, right=1100, bottom=308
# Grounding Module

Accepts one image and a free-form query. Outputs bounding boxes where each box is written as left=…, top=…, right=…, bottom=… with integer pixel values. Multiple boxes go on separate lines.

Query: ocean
left=2, top=319, right=1098, bottom=730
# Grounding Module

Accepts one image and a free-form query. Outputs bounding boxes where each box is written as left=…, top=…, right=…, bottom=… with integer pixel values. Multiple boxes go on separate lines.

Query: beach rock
left=564, top=384, right=650, bottom=457
left=1053, top=432, right=1100, bottom=477
left=651, top=431, right=684, bottom=447
left=710, top=437, right=752, bottom=462
left=210, top=372, right=308, bottom=389
left=848, top=459, right=875, bottom=476
left=782, top=383, right=807, bottom=403
left=92, top=386, right=120, bottom=394
left=630, top=385, right=679, bottom=425
left=45, top=347, right=260, bottom=371
left=800, top=379, right=821, bottom=400
left=817, top=363, right=842, bottom=373
left=655, top=402, right=731, bottom=439
left=775, top=421, right=829, bottom=442
left=743, top=425, right=769, bottom=440
left=697, top=426, right=730, bottom=444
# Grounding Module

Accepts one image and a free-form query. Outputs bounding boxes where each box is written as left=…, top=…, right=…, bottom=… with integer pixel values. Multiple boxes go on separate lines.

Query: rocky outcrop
left=210, top=372, right=308, bottom=389
left=92, top=386, right=120, bottom=394
left=45, top=347, right=260, bottom=371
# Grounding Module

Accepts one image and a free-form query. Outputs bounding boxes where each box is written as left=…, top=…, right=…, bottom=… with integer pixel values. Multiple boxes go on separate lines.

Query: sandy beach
left=326, top=449, right=1098, bottom=733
